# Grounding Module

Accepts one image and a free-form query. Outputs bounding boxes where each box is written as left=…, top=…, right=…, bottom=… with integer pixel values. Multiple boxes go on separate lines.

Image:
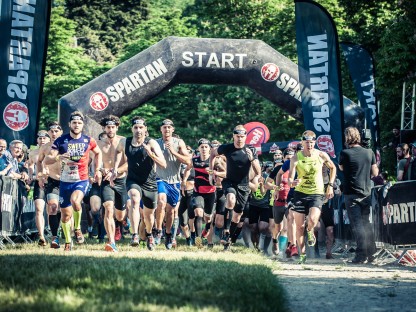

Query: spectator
left=372, top=171, right=388, bottom=185
left=0, top=138, right=11, bottom=174
left=2, top=140, right=27, bottom=180
left=339, top=127, right=379, bottom=264
left=382, top=126, right=400, bottom=150
left=397, top=143, right=411, bottom=180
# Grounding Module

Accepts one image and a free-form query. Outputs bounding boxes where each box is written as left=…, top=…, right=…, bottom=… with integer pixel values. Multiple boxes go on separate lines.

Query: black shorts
left=46, top=177, right=60, bottom=201
left=222, top=180, right=250, bottom=214
left=248, top=205, right=270, bottom=224
left=127, top=180, right=157, bottom=209
left=83, top=182, right=101, bottom=205
left=102, top=177, right=127, bottom=211
left=192, top=192, right=216, bottom=215
left=215, top=188, right=226, bottom=215
left=321, top=200, right=334, bottom=227
left=272, top=205, right=286, bottom=224
left=292, top=191, right=325, bottom=215
left=33, top=180, right=45, bottom=201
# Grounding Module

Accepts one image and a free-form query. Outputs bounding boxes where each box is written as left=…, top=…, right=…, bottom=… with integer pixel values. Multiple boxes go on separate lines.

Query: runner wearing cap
left=37, top=121, right=63, bottom=248
left=113, top=116, right=166, bottom=251
left=209, top=125, right=261, bottom=251
left=288, top=130, right=336, bottom=264
left=27, top=130, right=50, bottom=246
left=46, top=111, right=103, bottom=251
left=94, top=115, right=128, bottom=252
left=155, top=119, right=191, bottom=249
left=182, top=138, right=216, bottom=248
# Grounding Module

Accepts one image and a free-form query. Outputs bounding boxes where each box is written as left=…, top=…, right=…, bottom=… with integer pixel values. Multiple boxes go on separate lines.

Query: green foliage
left=40, top=6, right=98, bottom=128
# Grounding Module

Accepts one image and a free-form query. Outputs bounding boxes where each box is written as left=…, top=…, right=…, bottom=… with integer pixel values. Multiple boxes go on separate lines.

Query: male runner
left=155, top=119, right=191, bottom=249
left=113, top=116, right=166, bottom=250
left=37, top=121, right=63, bottom=248
left=210, top=125, right=261, bottom=250
left=27, top=130, right=50, bottom=246
left=98, top=115, right=128, bottom=252
left=288, top=130, right=336, bottom=263
left=47, top=111, right=102, bottom=251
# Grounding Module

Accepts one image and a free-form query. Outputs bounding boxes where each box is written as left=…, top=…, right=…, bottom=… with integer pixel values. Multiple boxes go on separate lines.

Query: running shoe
left=207, top=243, right=214, bottom=249
left=115, top=226, right=122, bottom=241
left=123, top=219, right=130, bottom=232
left=146, top=235, right=155, bottom=251
left=272, top=242, right=279, bottom=255
left=165, top=234, right=173, bottom=250
left=64, top=242, right=72, bottom=251
left=298, top=253, right=307, bottom=264
left=220, top=232, right=230, bottom=245
left=154, top=232, right=162, bottom=245
left=195, top=236, right=203, bottom=249
left=172, top=238, right=177, bottom=248
left=201, top=229, right=209, bottom=239
left=130, top=233, right=139, bottom=247
left=326, top=253, right=334, bottom=259
left=74, top=229, right=85, bottom=244
left=38, top=238, right=47, bottom=247
left=50, top=236, right=60, bottom=249
left=223, top=242, right=231, bottom=251
left=290, top=244, right=299, bottom=257
left=306, top=230, right=316, bottom=247
left=105, top=242, right=118, bottom=252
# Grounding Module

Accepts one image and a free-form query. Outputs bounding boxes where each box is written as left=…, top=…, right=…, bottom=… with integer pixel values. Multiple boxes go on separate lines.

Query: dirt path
left=272, top=257, right=416, bottom=312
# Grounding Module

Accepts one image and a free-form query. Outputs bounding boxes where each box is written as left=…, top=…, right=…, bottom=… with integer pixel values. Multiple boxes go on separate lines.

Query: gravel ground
left=272, top=254, right=416, bottom=312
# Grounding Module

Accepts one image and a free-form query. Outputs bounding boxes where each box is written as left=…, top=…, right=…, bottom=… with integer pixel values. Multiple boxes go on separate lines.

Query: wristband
left=328, top=182, right=334, bottom=187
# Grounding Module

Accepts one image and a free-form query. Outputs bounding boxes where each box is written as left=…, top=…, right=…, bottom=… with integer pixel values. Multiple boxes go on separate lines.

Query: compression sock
left=231, top=225, right=243, bottom=243
left=195, top=216, right=203, bottom=237
left=73, top=209, right=82, bottom=230
left=61, top=221, right=72, bottom=244
left=171, top=217, right=179, bottom=238
left=224, top=210, right=233, bottom=230
left=205, top=222, right=212, bottom=231
left=279, top=235, right=288, bottom=253
left=229, top=221, right=238, bottom=240
left=49, top=214, right=60, bottom=236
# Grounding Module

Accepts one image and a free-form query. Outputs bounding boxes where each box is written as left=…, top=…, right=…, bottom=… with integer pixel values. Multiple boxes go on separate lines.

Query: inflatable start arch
left=59, top=36, right=363, bottom=136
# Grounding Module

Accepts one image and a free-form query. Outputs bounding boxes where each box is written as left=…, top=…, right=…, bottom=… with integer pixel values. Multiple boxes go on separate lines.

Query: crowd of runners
left=1, top=111, right=378, bottom=264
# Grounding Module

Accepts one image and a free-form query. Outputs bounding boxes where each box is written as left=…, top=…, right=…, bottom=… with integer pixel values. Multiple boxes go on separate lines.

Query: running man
left=37, top=121, right=63, bottom=248
left=47, top=111, right=102, bottom=251
left=98, top=115, right=128, bottom=252
left=27, top=130, right=50, bottom=246
left=288, top=130, right=336, bottom=264
left=155, top=119, right=191, bottom=249
left=210, top=125, right=261, bottom=250
left=183, top=139, right=216, bottom=248
left=113, top=116, right=166, bottom=250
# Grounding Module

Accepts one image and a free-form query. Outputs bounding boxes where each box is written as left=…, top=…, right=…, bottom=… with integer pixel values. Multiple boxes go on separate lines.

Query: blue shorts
left=59, top=180, right=89, bottom=208
left=157, top=180, right=181, bottom=207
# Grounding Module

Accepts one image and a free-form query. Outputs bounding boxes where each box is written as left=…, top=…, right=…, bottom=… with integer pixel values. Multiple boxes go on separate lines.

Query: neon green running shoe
left=307, top=230, right=316, bottom=247
left=298, top=253, right=307, bottom=264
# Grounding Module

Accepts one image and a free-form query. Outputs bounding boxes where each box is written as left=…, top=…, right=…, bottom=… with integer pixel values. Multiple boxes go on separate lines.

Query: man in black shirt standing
left=210, top=125, right=261, bottom=250
left=339, top=127, right=379, bottom=264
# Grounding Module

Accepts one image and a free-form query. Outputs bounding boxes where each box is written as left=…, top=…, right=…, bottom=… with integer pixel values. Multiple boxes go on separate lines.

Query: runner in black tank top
left=113, top=117, right=166, bottom=251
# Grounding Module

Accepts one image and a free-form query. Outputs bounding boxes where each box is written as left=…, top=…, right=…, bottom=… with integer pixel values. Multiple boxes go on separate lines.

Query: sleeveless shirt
left=155, top=137, right=181, bottom=184
left=294, top=151, right=324, bottom=195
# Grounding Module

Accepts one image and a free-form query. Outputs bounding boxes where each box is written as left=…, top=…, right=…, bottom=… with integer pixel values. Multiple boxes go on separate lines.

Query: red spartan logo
left=3, top=101, right=29, bottom=131
left=89, top=92, right=109, bottom=111
left=261, top=63, right=280, bottom=82
left=316, top=135, right=336, bottom=158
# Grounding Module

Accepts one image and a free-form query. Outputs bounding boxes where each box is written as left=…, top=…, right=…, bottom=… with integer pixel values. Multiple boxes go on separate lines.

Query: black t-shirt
left=339, top=146, right=376, bottom=196
left=217, top=143, right=257, bottom=185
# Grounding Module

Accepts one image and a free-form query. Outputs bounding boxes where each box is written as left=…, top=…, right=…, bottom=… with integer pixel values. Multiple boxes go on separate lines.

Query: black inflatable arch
left=59, top=36, right=362, bottom=136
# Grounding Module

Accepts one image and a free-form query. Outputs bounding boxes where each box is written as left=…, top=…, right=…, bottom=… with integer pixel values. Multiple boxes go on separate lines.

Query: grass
left=0, top=238, right=287, bottom=312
